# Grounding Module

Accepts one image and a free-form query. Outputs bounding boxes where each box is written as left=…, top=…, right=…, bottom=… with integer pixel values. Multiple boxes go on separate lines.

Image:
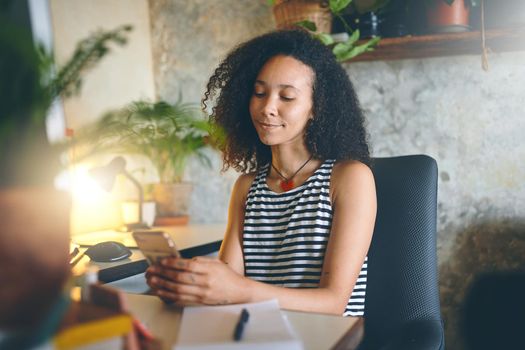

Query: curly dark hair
left=203, top=29, right=371, bottom=173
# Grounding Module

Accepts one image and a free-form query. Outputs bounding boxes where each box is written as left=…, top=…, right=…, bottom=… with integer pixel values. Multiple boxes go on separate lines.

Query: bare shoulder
left=331, top=160, right=375, bottom=201
left=332, top=160, right=374, bottom=182
left=232, top=172, right=257, bottom=201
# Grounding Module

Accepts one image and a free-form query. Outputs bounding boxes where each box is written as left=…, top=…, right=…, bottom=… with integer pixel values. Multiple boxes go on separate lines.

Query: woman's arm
left=147, top=161, right=376, bottom=315
left=145, top=173, right=253, bottom=303
left=319, top=160, right=377, bottom=311
left=217, top=173, right=255, bottom=275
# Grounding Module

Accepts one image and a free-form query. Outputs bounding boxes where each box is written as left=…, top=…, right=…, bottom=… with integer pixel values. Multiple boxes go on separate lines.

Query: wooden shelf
left=347, top=26, right=525, bottom=62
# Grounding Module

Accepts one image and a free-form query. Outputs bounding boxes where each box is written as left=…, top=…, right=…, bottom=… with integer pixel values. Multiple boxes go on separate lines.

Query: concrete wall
left=148, top=0, right=275, bottom=222
left=347, top=55, right=525, bottom=348
left=148, top=1, right=525, bottom=348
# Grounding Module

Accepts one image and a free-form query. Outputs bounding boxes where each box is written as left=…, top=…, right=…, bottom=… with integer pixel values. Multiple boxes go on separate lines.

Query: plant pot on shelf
left=0, top=187, right=71, bottom=330
left=426, top=0, right=471, bottom=33
left=273, top=0, right=333, bottom=33
left=153, top=182, right=193, bottom=226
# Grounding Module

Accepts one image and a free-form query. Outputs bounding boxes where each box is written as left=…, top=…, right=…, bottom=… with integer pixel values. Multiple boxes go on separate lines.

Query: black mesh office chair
left=358, top=155, right=445, bottom=350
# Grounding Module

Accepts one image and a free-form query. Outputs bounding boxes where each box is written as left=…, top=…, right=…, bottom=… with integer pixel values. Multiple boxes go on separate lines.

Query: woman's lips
left=258, top=121, right=283, bottom=130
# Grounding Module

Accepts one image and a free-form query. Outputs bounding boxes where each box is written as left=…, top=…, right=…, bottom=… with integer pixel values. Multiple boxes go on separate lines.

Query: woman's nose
left=261, top=96, right=277, bottom=117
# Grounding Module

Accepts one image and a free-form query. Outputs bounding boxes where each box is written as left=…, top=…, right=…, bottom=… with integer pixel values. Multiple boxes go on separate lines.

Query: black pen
left=233, top=308, right=250, bottom=341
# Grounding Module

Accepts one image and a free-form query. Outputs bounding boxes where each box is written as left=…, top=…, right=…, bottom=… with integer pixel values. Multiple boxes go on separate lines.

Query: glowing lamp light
left=89, top=156, right=149, bottom=231
left=66, top=164, right=122, bottom=234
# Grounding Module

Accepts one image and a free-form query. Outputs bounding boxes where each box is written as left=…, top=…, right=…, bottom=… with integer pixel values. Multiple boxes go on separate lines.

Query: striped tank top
left=242, top=159, right=367, bottom=316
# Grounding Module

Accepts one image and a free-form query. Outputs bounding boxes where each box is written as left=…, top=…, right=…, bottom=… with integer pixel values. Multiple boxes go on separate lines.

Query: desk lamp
left=89, top=156, right=149, bottom=231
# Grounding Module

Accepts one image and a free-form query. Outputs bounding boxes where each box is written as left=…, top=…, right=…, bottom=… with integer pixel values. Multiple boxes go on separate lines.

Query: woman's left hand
left=146, top=256, right=248, bottom=306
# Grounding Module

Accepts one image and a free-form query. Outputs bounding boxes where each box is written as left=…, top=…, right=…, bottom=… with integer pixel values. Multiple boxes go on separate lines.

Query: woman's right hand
left=145, top=256, right=249, bottom=306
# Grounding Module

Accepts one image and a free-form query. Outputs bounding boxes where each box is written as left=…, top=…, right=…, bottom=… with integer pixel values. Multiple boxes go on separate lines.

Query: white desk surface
left=125, top=293, right=362, bottom=350
left=72, top=223, right=226, bottom=249
left=71, top=224, right=225, bottom=275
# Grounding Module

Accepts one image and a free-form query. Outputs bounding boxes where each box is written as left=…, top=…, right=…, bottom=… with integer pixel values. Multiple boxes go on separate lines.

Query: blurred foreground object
left=0, top=188, right=70, bottom=330
left=462, top=271, right=525, bottom=350
left=0, top=2, right=131, bottom=345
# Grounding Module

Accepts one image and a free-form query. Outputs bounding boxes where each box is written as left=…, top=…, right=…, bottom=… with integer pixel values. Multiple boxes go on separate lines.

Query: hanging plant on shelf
left=269, top=0, right=389, bottom=62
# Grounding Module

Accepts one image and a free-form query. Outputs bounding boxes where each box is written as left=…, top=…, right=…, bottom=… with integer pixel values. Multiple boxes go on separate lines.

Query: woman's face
left=249, top=55, right=314, bottom=147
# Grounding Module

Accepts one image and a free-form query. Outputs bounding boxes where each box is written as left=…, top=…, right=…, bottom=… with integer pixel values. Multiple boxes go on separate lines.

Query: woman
left=146, top=30, right=376, bottom=316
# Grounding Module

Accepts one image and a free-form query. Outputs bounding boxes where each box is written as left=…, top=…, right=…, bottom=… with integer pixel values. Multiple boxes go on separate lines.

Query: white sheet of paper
left=174, top=299, right=303, bottom=350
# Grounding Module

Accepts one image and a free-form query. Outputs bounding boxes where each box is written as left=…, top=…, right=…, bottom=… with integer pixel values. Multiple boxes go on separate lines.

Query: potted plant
left=269, top=0, right=388, bottom=61
left=424, top=0, right=480, bottom=33
left=363, top=0, right=479, bottom=36
left=272, top=0, right=333, bottom=34
left=0, top=5, right=131, bottom=341
left=392, top=0, right=479, bottom=34
left=73, top=99, right=218, bottom=224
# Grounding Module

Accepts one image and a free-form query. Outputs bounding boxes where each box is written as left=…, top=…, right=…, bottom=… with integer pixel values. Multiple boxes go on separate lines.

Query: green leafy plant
left=1, top=24, right=133, bottom=142
left=0, top=16, right=133, bottom=186
left=74, top=99, right=218, bottom=183
left=47, top=25, right=133, bottom=100
left=294, top=0, right=386, bottom=61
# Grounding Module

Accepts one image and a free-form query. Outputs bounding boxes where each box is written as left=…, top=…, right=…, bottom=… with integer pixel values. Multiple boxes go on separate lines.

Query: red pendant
left=280, top=179, right=294, bottom=191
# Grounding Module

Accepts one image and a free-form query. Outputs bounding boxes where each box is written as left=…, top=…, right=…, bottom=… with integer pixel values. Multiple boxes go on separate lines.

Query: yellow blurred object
left=54, top=307, right=132, bottom=350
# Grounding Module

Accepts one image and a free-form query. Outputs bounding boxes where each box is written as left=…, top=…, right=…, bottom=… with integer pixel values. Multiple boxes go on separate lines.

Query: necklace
left=271, top=156, right=313, bottom=191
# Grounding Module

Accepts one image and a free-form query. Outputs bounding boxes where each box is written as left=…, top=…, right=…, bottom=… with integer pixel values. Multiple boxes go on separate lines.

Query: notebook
left=175, top=299, right=303, bottom=350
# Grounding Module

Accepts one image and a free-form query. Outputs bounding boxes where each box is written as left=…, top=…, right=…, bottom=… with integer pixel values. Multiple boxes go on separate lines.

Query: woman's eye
left=253, top=91, right=265, bottom=98
left=281, top=96, right=295, bottom=101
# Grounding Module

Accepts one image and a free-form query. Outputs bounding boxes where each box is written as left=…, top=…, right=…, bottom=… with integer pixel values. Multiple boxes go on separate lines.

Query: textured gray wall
left=347, top=56, right=525, bottom=348
left=148, top=1, right=525, bottom=348
left=347, top=55, right=525, bottom=263
left=149, top=0, right=274, bottom=223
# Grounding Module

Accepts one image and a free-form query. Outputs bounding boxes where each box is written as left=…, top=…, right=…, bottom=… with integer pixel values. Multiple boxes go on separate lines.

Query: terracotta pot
left=0, top=187, right=71, bottom=330
left=426, top=0, right=471, bottom=33
left=153, top=182, right=193, bottom=218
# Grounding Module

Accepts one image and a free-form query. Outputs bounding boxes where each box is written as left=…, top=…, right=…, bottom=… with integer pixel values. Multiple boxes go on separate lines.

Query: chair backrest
left=362, top=155, right=444, bottom=350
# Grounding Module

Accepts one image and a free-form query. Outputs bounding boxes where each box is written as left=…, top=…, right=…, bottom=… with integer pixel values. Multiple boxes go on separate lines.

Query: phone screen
left=132, top=231, right=180, bottom=265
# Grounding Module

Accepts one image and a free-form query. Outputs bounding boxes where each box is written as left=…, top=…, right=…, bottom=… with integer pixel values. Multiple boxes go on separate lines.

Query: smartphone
left=132, top=230, right=181, bottom=265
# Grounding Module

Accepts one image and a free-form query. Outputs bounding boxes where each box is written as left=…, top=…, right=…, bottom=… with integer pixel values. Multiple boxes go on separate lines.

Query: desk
left=71, top=224, right=225, bottom=281
left=72, top=224, right=225, bottom=250
left=125, top=293, right=363, bottom=350
left=73, top=224, right=363, bottom=349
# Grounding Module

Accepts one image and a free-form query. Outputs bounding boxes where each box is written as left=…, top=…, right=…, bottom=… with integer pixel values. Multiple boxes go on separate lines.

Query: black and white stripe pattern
left=243, top=159, right=367, bottom=316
